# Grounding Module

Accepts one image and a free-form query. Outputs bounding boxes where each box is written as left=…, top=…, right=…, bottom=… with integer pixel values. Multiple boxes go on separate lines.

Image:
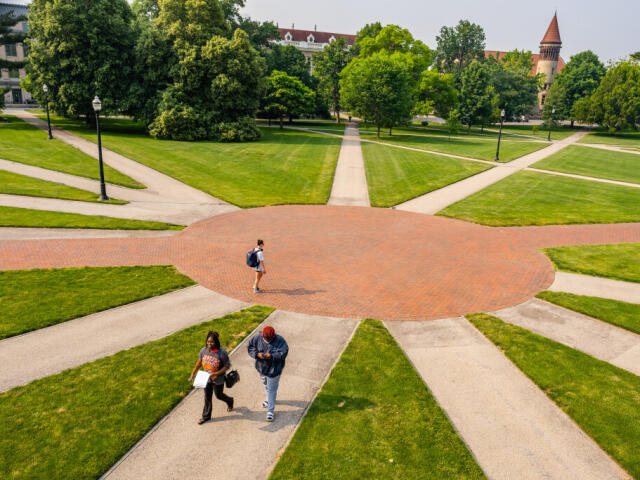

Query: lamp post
left=42, top=84, right=53, bottom=140
left=92, top=96, right=109, bottom=201
left=494, top=109, right=506, bottom=162
left=547, top=107, right=555, bottom=141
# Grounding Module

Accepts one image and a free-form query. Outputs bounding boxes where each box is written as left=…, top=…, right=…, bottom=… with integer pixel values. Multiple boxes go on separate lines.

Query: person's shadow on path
left=262, top=288, right=326, bottom=296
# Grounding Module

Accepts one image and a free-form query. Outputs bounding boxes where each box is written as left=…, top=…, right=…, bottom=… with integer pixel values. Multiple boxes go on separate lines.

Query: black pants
left=202, top=380, right=233, bottom=420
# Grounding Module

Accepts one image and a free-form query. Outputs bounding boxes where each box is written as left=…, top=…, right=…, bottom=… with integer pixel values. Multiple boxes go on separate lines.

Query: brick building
left=0, top=0, right=30, bottom=106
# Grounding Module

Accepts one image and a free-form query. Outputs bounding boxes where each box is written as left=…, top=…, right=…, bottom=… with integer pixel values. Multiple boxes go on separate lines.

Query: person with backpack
left=246, top=239, right=266, bottom=293
left=189, top=330, right=234, bottom=425
left=247, top=326, right=288, bottom=422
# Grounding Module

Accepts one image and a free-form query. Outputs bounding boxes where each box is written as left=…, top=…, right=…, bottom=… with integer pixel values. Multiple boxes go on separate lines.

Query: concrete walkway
left=0, top=286, right=248, bottom=392
left=550, top=271, right=640, bottom=304
left=395, top=131, right=589, bottom=214
left=526, top=167, right=640, bottom=188
left=0, top=227, right=179, bottom=240
left=327, top=123, right=370, bottom=206
left=103, top=310, right=359, bottom=480
left=493, top=298, right=640, bottom=376
left=386, top=317, right=629, bottom=480
left=577, top=142, right=640, bottom=155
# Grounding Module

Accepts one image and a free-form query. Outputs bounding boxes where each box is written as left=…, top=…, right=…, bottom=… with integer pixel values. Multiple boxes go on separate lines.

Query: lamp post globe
left=92, top=96, right=109, bottom=201
left=42, top=83, right=53, bottom=140
left=495, top=109, right=506, bottom=162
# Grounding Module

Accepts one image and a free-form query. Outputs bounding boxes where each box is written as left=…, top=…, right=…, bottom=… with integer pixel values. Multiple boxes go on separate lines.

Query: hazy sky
left=240, top=0, right=639, bottom=64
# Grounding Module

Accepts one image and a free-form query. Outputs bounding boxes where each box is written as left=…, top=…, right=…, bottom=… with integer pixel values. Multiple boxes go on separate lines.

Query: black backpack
left=246, top=249, right=260, bottom=268
left=225, top=369, right=240, bottom=388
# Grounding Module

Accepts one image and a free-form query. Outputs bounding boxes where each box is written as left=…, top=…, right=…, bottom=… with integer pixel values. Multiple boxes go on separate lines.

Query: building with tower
left=536, top=13, right=562, bottom=109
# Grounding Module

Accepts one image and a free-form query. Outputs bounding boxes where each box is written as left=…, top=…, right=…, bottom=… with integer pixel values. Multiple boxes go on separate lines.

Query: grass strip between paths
left=438, top=171, right=640, bottom=226
left=0, top=169, right=126, bottom=204
left=362, top=141, right=492, bottom=207
left=468, top=313, right=640, bottom=479
left=0, top=266, right=195, bottom=339
left=270, top=319, right=485, bottom=480
left=544, top=243, right=640, bottom=283
left=0, top=116, right=143, bottom=189
left=0, top=205, right=183, bottom=230
left=0, top=305, right=273, bottom=480
left=579, top=130, right=640, bottom=147
left=536, top=291, right=640, bottom=336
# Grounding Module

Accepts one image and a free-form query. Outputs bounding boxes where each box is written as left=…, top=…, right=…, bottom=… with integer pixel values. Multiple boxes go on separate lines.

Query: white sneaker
left=266, top=411, right=274, bottom=422
left=262, top=400, right=268, bottom=409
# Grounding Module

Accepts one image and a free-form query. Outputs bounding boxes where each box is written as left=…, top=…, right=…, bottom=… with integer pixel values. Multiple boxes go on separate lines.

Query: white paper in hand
left=193, top=370, right=210, bottom=389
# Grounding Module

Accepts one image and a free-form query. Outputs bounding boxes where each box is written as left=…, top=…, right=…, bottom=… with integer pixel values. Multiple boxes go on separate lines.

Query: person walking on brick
left=247, top=326, right=288, bottom=422
left=250, top=239, right=266, bottom=293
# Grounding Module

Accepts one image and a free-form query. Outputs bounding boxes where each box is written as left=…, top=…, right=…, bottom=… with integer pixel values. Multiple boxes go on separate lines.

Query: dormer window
left=329, top=36, right=336, bottom=43
left=307, top=34, right=315, bottom=43
left=285, top=32, right=292, bottom=41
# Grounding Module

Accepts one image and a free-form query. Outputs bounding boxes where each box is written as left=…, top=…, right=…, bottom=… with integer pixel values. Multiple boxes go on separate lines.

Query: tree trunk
left=570, top=120, right=574, bottom=128
left=377, top=125, right=381, bottom=139
left=467, top=123, right=471, bottom=135
left=288, top=114, right=293, bottom=124
left=336, top=109, right=340, bottom=123
left=268, top=117, right=271, bottom=126
left=279, top=115, right=283, bottom=129
left=389, top=126, right=392, bottom=135
left=480, top=124, right=484, bottom=132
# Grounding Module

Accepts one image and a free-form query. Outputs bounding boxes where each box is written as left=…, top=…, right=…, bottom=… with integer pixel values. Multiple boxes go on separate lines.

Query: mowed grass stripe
left=0, top=116, right=143, bottom=189
left=0, top=266, right=195, bottom=339
left=544, top=243, right=640, bottom=283
left=532, top=145, right=640, bottom=184
left=0, top=306, right=273, bottom=480
left=362, top=141, right=492, bottom=207
left=438, top=170, right=640, bottom=226
left=0, top=169, right=126, bottom=204
left=579, top=130, right=640, bottom=147
left=0, top=205, right=183, bottom=230
left=270, top=319, right=485, bottom=480
left=468, top=313, right=640, bottom=479
left=536, top=291, right=640, bottom=336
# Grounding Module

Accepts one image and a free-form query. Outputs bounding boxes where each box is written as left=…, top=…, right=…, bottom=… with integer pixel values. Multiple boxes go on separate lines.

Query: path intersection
left=1, top=117, right=638, bottom=479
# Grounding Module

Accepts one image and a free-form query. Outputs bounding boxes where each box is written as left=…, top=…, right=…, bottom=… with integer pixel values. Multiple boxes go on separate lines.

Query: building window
left=541, top=94, right=546, bottom=106
left=329, top=36, right=336, bottom=43
left=285, top=32, right=292, bottom=41
left=5, top=44, right=17, bottom=57
left=307, top=34, right=315, bottom=43
left=9, top=68, right=19, bottom=78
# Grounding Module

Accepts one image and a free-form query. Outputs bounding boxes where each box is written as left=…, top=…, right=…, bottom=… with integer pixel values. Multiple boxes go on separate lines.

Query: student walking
left=247, top=326, right=288, bottom=422
left=248, top=239, right=266, bottom=293
left=189, top=331, right=234, bottom=425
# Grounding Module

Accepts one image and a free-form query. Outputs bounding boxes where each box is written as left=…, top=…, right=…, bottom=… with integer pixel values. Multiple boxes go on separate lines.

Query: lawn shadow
left=206, top=400, right=310, bottom=432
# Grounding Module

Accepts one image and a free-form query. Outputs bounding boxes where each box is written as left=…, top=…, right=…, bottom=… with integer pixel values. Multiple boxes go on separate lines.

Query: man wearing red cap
left=247, top=325, right=289, bottom=422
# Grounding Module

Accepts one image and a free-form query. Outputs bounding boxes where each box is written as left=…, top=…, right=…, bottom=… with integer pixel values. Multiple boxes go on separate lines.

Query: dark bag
left=225, top=369, right=240, bottom=388
left=246, top=249, right=259, bottom=268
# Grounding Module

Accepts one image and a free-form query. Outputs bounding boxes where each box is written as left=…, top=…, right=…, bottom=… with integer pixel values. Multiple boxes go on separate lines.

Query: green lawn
left=270, top=319, right=485, bottom=480
left=579, top=129, right=640, bottom=147
left=0, top=116, right=143, bottom=189
left=537, top=291, right=640, bottom=335
left=532, top=145, right=640, bottom=184
left=438, top=170, right=640, bottom=226
left=498, top=124, right=577, bottom=141
left=468, top=313, right=640, bottom=479
left=0, top=169, right=126, bottom=204
left=543, top=243, right=640, bottom=283
left=0, top=266, right=195, bottom=339
left=0, top=306, right=273, bottom=480
left=0, top=205, right=183, bottom=230
left=359, top=131, right=547, bottom=162
left=362, top=141, right=492, bottom=207
left=42, top=115, right=342, bottom=207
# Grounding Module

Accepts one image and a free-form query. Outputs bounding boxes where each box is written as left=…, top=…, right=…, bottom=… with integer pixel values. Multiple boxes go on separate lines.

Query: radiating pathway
left=577, top=142, right=640, bottom=155
left=493, top=298, right=640, bottom=376
left=0, top=286, right=247, bottom=393
left=102, top=310, right=359, bottom=480
left=549, top=271, right=640, bottom=303
left=386, top=317, right=629, bottom=480
left=526, top=167, right=640, bottom=188
left=327, top=123, right=370, bottom=206
left=395, top=131, right=589, bottom=214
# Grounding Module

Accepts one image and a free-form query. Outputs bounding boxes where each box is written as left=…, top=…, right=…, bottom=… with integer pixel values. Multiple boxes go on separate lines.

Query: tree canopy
left=459, top=60, right=498, bottom=129
left=414, top=70, right=458, bottom=119
left=313, top=37, right=351, bottom=122
left=486, top=51, right=538, bottom=120
left=433, top=20, right=486, bottom=87
left=265, top=44, right=312, bottom=87
left=262, top=70, right=315, bottom=128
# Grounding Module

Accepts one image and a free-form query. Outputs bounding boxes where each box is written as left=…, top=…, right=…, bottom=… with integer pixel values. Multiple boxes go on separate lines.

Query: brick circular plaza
left=174, top=206, right=555, bottom=320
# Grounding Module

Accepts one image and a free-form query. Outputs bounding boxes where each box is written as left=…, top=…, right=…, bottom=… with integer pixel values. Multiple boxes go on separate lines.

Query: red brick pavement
left=1, top=206, right=639, bottom=321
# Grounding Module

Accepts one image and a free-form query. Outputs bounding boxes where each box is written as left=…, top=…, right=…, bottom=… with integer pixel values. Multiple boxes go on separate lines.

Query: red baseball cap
left=262, top=326, right=275, bottom=340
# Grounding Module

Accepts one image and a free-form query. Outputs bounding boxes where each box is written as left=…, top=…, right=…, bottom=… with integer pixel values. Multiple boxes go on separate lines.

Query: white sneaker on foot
left=266, top=411, right=274, bottom=422
left=262, top=400, right=268, bottom=408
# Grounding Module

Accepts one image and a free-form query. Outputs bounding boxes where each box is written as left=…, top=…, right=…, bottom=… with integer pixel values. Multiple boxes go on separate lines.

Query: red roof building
left=273, top=28, right=356, bottom=68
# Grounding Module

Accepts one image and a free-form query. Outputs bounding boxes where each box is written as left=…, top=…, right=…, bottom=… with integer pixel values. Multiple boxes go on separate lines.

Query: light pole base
left=99, top=194, right=109, bottom=201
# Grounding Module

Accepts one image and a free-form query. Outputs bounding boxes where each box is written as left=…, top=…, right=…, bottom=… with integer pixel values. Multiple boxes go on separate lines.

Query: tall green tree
left=543, top=50, right=606, bottom=126
left=414, top=70, right=458, bottom=119
left=341, top=53, right=413, bottom=138
left=312, top=37, right=351, bottom=123
left=574, top=61, right=640, bottom=133
left=26, top=0, right=136, bottom=122
left=262, top=70, right=315, bottom=128
left=433, top=20, right=486, bottom=87
left=459, top=60, right=498, bottom=131
left=352, top=21, right=382, bottom=55
left=486, top=52, right=538, bottom=120
left=265, top=44, right=312, bottom=87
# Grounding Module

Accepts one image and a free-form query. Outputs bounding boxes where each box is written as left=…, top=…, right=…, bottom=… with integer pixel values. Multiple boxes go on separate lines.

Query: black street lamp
left=42, top=84, right=53, bottom=140
left=92, top=96, right=109, bottom=201
left=547, top=107, right=556, bottom=141
left=494, top=109, right=506, bottom=162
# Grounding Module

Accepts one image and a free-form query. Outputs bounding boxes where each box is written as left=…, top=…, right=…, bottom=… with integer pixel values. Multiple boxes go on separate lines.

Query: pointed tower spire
left=541, top=12, right=561, bottom=44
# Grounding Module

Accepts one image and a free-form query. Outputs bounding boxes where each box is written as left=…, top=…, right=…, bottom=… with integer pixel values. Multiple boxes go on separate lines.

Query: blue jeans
left=261, top=374, right=281, bottom=413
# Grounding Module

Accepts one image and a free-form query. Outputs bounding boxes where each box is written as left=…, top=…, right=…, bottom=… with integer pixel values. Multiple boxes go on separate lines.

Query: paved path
left=0, top=286, right=248, bottom=393
left=3, top=206, right=639, bottom=321
left=526, top=167, right=640, bottom=188
left=103, top=310, right=359, bottom=480
left=386, top=317, right=629, bottom=480
left=493, top=298, right=640, bottom=376
left=0, top=227, right=179, bottom=240
left=577, top=142, right=640, bottom=155
left=396, top=131, right=589, bottom=214
left=327, top=123, right=370, bottom=206
left=549, top=271, right=640, bottom=304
